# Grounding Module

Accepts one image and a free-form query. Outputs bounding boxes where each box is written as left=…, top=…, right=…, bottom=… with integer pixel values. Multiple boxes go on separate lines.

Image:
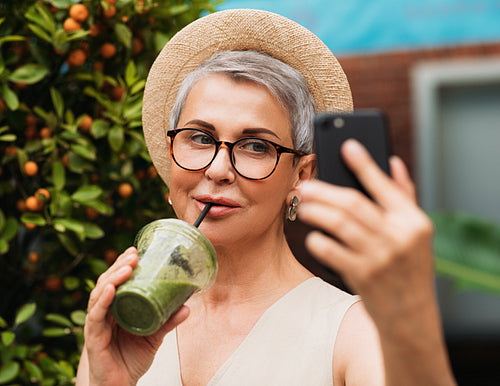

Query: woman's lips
left=195, top=196, right=240, bottom=217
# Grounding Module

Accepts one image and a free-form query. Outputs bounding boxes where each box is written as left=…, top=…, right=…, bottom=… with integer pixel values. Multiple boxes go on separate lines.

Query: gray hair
left=169, top=50, right=315, bottom=153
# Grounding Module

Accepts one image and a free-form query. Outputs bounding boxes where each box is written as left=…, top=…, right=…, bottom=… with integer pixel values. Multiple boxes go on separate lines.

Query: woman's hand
left=298, top=139, right=434, bottom=327
left=76, top=247, right=189, bottom=386
left=297, top=139, right=455, bottom=385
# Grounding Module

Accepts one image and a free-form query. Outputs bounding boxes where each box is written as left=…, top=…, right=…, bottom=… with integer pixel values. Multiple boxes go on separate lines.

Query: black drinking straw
left=193, top=203, right=213, bottom=228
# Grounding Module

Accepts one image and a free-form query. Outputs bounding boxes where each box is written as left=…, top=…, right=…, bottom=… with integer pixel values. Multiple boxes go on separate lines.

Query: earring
left=287, top=196, right=299, bottom=221
left=168, top=196, right=173, bottom=206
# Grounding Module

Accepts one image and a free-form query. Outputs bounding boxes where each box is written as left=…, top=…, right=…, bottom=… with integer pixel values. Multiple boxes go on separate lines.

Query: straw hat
left=142, top=8, right=353, bottom=185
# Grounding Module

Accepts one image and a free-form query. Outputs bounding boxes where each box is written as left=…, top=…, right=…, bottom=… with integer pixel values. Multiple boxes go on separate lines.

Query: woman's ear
left=294, top=154, right=316, bottom=188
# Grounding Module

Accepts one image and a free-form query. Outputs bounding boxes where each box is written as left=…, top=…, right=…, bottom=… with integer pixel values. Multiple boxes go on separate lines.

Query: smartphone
left=314, top=109, right=391, bottom=196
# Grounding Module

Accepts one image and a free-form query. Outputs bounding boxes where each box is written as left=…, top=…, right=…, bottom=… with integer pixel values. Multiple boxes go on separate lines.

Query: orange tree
left=0, top=0, right=219, bottom=383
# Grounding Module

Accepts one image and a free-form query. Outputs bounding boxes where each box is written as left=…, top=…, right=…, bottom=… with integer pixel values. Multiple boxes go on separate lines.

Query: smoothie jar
left=111, top=218, right=217, bottom=335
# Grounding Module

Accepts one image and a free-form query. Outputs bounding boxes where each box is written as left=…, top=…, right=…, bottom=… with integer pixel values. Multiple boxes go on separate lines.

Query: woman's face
left=168, top=74, right=311, bottom=247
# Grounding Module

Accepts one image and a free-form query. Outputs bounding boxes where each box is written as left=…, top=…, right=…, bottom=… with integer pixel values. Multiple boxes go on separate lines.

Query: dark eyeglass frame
left=167, top=128, right=307, bottom=180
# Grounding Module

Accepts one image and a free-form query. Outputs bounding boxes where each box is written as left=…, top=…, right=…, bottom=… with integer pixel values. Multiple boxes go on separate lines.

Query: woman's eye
left=242, top=140, right=271, bottom=153
left=190, top=133, right=214, bottom=145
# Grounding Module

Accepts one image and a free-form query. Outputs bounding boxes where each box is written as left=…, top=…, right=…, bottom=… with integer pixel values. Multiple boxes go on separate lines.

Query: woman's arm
left=76, top=247, right=189, bottom=386
left=298, top=139, right=456, bottom=386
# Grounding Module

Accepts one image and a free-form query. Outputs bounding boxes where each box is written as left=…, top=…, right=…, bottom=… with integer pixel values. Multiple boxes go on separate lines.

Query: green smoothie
left=111, top=219, right=217, bottom=336
left=112, top=280, right=198, bottom=335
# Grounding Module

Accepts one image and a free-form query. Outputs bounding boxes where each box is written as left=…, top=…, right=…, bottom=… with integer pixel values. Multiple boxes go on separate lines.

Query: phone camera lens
left=333, top=118, right=344, bottom=128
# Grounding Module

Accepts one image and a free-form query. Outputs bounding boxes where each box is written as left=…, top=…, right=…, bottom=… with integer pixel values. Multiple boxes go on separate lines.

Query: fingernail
left=343, top=138, right=363, bottom=154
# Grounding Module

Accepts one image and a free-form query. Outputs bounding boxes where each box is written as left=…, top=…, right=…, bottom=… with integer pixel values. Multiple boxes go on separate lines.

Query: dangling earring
left=168, top=196, right=173, bottom=206
left=287, top=196, right=299, bottom=221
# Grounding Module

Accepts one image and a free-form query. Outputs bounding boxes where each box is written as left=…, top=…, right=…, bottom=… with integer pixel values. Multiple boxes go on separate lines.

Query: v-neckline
left=173, top=277, right=318, bottom=385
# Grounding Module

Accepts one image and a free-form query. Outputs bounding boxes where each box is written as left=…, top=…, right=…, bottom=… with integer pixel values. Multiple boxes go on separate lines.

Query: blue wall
left=218, top=0, right=500, bottom=54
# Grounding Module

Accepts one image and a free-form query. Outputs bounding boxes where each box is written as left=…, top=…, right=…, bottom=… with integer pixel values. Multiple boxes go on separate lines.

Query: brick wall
left=337, top=42, right=500, bottom=176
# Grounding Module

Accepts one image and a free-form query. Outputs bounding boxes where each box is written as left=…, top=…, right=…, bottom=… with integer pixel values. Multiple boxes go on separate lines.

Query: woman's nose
left=205, top=144, right=236, bottom=183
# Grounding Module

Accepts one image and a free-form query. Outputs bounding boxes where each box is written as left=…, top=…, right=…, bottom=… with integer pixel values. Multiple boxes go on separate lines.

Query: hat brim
left=142, top=9, right=353, bottom=186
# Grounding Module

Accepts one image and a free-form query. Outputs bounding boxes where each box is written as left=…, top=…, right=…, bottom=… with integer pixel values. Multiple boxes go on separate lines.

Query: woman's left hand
left=297, top=138, right=436, bottom=334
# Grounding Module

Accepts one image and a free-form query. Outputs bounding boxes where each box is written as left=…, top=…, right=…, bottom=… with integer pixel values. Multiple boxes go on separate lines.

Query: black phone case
left=314, top=110, right=391, bottom=196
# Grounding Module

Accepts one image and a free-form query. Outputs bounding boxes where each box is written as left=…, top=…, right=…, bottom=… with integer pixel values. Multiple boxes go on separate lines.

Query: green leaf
left=0, top=239, right=8, bottom=254
left=114, top=23, right=132, bottom=49
left=431, top=211, right=500, bottom=294
left=8, top=64, right=49, bottom=84
left=90, top=119, right=109, bottom=139
left=85, top=200, right=114, bottom=215
left=50, top=87, right=64, bottom=118
left=26, top=3, right=56, bottom=34
left=53, top=218, right=85, bottom=235
left=83, top=223, right=104, bottom=239
left=125, top=61, right=137, bottom=86
left=46, top=313, right=73, bottom=328
left=129, top=79, right=146, bottom=95
left=71, top=143, right=96, bottom=161
left=0, top=361, right=20, bottom=384
left=1, top=331, right=15, bottom=346
left=56, top=233, right=78, bottom=256
left=42, top=327, right=70, bottom=337
left=70, top=310, right=86, bottom=326
left=14, top=303, right=36, bottom=327
left=52, top=161, right=65, bottom=190
left=58, top=360, right=75, bottom=378
left=63, top=276, right=80, bottom=291
left=1, top=83, right=19, bottom=110
left=66, top=151, right=84, bottom=173
left=0, top=134, right=17, bottom=142
left=71, top=185, right=103, bottom=202
left=0, top=317, right=7, bottom=328
left=21, top=213, right=46, bottom=226
left=2, top=218, right=18, bottom=241
left=108, top=126, right=124, bottom=152
left=23, top=361, right=43, bottom=382
left=0, top=35, right=25, bottom=47
left=0, top=210, right=4, bottom=230
left=27, top=23, right=53, bottom=44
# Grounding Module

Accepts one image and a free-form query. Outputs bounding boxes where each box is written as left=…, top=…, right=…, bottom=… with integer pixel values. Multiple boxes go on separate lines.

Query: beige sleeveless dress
left=138, top=277, right=360, bottom=386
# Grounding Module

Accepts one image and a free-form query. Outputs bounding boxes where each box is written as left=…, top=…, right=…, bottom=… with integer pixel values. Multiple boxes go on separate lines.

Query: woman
left=77, top=9, right=456, bottom=385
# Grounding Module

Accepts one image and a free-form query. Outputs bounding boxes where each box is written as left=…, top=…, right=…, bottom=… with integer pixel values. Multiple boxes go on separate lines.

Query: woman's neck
left=195, top=227, right=312, bottom=309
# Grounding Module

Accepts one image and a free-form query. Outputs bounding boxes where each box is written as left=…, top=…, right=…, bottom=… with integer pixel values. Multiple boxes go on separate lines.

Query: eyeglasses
left=167, top=128, right=306, bottom=180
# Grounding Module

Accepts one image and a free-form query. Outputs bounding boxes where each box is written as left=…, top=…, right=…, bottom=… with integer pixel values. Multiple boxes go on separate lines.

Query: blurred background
left=1, top=0, right=499, bottom=384
left=221, top=0, right=500, bottom=384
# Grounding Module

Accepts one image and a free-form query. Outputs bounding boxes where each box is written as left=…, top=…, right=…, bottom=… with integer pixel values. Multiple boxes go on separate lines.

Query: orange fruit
left=135, top=168, right=146, bottom=180
left=26, top=114, right=37, bottom=127
left=100, top=42, right=117, bottom=59
left=132, top=38, right=143, bottom=55
left=35, top=188, right=50, bottom=202
left=104, top=0, right=118, bottom=4
left=118, top=182, right=133, bottom=198
left=25, top=126, right=38, bottom=140
left=16, top=199, right=27, bottom=212
left=25, top=196, right=43, bottom=211
left=111, top=85, right=125, bottom=100
left=69, top=4, right=89, bottom=22
left=79, top=114, right=93, bottom=131
left=85, top=206, right=99, bottom=220
left=0, top=99, right=6, bottom=111
left=40, top=127, right=52, bottom=138
left=147, top=165, right=158, bottom=179
left=67, top=48, right=87, bottom=67
left=24, top=161, right=39, bottom=176
left=92, top=61, right=104, bottom=72
left=62, top=153, right=69, bottom=168
left=90, top=173, right=100, bottom=183
left=5, top=145, right=18, bottom=157
left=44, top=275, right=62, bottom=292
left=63, top=17, right=81, bottom=32
left=102, top=4, right=116, bottom=18
left=25, top=222, right=37, bottom=230
left=104, top=249, right=118, bottom=265
left=29, top=252, right=40, bottom=263
left=89, top=23, right=101, bottom=37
